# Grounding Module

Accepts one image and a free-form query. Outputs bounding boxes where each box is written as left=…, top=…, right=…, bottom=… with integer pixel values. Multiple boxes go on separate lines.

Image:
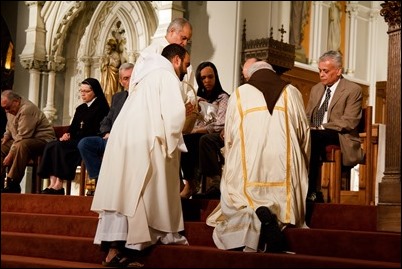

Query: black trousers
left=37, top=139, right=81, bottom=181
left=180, top=132, right=224, bottom=182
left=181, top=133, right=204, bottom=182
left=199, top=133, right=224, bottom=177
left=308, top=129, right=340, bottom=194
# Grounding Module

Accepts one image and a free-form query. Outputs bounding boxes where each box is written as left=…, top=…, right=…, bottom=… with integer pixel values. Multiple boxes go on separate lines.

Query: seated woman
left=38, top=78, right=110, bottom=195
left=180, top=61, right=229, bottom=198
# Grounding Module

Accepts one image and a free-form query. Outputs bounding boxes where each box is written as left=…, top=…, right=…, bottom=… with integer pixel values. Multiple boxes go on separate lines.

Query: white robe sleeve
left=159, top=74, right=186, bottom=158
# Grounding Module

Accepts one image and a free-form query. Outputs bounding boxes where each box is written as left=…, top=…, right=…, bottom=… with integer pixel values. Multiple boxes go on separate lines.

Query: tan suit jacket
left=305, top=77, right=364, bottom=166
left=5, top=98, right=55, bottom=153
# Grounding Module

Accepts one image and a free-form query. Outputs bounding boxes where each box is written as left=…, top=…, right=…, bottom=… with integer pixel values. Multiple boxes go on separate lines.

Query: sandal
left=102, top=253, right=131, bottom=268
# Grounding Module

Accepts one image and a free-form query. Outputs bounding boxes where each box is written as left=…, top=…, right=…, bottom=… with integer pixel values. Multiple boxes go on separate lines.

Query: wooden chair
left=320, top=106, right=376, bottom=205
left=33, top=125, right=86, bottom=196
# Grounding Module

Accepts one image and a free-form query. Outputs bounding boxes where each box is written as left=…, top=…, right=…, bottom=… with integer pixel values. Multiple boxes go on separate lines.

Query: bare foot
left=105, top=248, right=119, bottom=263
left=180, top=180, right=194, bottom=199
left=102, top=248, right=131, bottom=267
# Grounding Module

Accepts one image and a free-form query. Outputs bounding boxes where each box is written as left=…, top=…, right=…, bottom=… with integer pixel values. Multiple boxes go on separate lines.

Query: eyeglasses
left=79, top=89, right=93, bottom=94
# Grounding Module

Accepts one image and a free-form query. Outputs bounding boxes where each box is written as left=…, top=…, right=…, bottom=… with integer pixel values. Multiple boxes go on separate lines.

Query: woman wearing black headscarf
left=180, top=62, right=229, bottom=198
left=38, top=78, right=110, bottom=195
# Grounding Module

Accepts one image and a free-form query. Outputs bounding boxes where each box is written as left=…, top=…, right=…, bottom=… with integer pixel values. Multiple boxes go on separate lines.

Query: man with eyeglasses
left=1, top=90, right=56, bottom=193
left=131, top=18, right=194, bottom=102
left=132, top=17, right=192, bottom=78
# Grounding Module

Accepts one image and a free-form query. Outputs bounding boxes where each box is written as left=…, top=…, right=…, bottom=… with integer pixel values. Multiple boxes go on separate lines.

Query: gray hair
left=1, top=90, right=22, bottom=101
left=119, top=62, right=134, bottom=74
left=319, top=50, right=343, bottom=69
left=167, top=18, right=192, bottom=33
left=247, top=61, right=276, bottom=78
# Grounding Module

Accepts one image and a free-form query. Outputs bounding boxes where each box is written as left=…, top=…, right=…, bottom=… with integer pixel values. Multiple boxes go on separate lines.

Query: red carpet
left=1, top=194, right=400, bottom=268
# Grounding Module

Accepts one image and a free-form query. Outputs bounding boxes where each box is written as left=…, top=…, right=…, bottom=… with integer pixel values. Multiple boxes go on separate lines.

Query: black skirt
left=37, top=139, right=82, bottom=181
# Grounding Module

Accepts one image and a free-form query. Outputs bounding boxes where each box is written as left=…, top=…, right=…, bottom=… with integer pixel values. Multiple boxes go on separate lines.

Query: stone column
left=151, top=1, right=185, bottom=39
left=81, top=57, right=93, bottom=79
left=19, top=1, right=47, bottom=105
left=43, top=70, right=57, bottom=123
left=345, top=2, right=359, bottom=76
left=42, top=59, right=63, bottom=123
left=367, top=6, right=381, bottom=107
left=309, top=1, right=324, bottom=66
left=27, top=68, right=41, bottom=105
left=378, top=0, right=401, bottom=233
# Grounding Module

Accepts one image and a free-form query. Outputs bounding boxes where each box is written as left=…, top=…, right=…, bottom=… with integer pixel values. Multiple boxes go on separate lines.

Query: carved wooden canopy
left=241, top=20, right=296, bottom=78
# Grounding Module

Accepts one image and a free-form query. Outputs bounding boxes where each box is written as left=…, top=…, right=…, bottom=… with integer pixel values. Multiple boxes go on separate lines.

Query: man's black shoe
left=256, top=206, right=286, bottom=253
left=1, top=179, right=21, bottom=193
left=307, top=191, right=324, bottom=203
left=204, top=186, right=220, bottom=199
left=192, top=186, right=220, bottom=199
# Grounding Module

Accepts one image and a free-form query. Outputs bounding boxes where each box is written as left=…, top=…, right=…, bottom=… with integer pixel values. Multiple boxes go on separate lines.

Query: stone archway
left=68, top=1, right=157, bottom=117
left=41, top=1, right=157, bottom=124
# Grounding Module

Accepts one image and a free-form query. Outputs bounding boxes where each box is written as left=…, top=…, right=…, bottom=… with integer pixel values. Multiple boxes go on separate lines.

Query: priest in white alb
left=206, top=61, right=310, bottom=253
left=91, top=44, right=191, bottom=266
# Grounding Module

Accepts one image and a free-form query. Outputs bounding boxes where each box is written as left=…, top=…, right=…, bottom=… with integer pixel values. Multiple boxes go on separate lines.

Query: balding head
left=247, top=61, right=275, bottom=79
left=242, top=57, right=258, bottom=81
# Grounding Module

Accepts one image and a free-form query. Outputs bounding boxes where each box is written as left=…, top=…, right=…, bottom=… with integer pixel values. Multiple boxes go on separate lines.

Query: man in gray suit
left=78, top=63, right=134, bottom=196
left=305, top=50, right=364, bottom=202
